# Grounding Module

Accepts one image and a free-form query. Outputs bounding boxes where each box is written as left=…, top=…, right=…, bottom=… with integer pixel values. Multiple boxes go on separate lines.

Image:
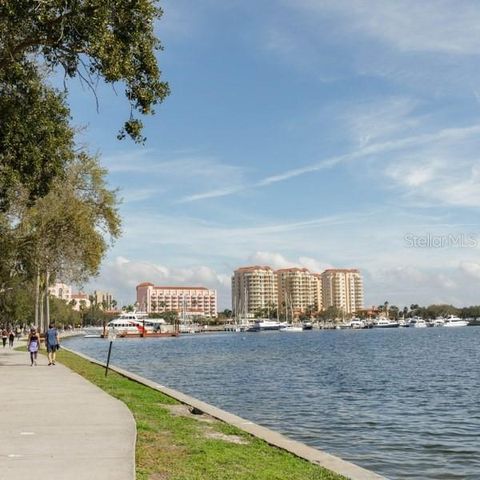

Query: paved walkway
left=0, top=347, right=136, bottom=480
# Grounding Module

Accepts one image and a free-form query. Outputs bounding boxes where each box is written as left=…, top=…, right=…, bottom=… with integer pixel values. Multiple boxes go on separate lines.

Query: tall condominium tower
left=321, top=269, right=364, bottom=314
left=231, top=266, right=278, bottom=316
left=276, top=268, right=322, bottom=318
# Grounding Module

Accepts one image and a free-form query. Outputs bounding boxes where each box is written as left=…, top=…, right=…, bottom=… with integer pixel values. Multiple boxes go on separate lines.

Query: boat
left=279, top=294, right=304, bottom=332
left=397, top=319, right=409, bottom=327
left=349, top=318, right=365, bottom=329
left=302, top=321, right=313, bottom=330
left=83, top=327, right=103, bottom=338
left=410, top=317, right=427, bottom=328
left=255, top=319, right=282, bottom=331
left=280, top=324, right=303, bottom=332
left=443, top=315, right=469, bottom=327
left=106, top=312, right=175, bottom=337
left=373, top=317, right=399, bottom=328
left=432, top=317, right=445, bottom=327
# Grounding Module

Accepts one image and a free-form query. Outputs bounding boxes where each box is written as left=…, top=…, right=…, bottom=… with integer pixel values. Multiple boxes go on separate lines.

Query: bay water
left=64, top=327, right=480, bottom=479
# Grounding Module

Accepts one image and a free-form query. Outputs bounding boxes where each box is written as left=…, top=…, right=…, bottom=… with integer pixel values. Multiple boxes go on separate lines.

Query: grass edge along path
left=54, top=349, right=347, bottom=480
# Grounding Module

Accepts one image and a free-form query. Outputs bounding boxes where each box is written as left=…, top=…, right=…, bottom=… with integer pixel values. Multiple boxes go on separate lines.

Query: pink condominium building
left=136, top=283, right=217, bottom=317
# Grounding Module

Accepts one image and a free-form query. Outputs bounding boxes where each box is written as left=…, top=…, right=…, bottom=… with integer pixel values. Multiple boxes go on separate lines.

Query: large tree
left=0, top=0, right=169, bottom=142
left=0, top=65, right=75, bottom=211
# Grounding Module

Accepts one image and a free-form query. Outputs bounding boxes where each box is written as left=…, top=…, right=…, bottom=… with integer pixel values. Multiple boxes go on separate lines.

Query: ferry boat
left=106, top=312, right=175, bottom=337
left=443, top=315, right=469, bottom=327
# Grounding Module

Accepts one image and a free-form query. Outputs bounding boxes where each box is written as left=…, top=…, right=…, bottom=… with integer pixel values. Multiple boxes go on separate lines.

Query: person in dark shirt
left=27, top=328, right=40, bottom=366
left=45, top=323, right=60, bottom=366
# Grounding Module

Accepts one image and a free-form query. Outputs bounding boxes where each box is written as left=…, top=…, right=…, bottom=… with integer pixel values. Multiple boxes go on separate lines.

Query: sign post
left=105, top=328, right=116, bottom=377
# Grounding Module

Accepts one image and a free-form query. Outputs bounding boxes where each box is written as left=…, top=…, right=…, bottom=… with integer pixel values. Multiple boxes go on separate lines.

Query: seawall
left=64, top=347, right=386, bottom=480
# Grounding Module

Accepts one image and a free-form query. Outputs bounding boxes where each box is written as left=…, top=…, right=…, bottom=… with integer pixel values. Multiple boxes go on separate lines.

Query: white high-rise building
left=276, top=268, right=322, bottom=318
left=231, top=266, right=277, bottom=316
left=321, top=269, right=364, bottom=315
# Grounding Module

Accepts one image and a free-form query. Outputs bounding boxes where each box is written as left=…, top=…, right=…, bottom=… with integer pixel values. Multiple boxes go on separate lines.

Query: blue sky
left=63, top=0, right=480, bottom=309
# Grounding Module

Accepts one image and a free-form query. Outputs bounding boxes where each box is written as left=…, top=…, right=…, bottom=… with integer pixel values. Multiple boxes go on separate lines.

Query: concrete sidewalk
left=0, top=347, right=136, bottom=480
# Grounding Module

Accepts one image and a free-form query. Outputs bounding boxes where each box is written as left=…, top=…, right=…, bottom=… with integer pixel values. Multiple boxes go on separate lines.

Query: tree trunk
left=45, top=270, right=50, bottom=328
left=39, top=290, right=44, bottom=333
left=34, top=268, right=40, bottom=329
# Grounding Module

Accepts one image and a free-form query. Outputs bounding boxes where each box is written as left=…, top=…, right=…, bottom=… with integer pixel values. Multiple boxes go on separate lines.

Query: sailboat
left=280, top=293, right=303, bottom=332
left=179, top=297, right=196, bottom=334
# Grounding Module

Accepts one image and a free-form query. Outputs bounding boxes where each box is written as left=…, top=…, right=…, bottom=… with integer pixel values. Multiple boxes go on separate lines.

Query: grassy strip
left=53, top=348, right=346, bottom=480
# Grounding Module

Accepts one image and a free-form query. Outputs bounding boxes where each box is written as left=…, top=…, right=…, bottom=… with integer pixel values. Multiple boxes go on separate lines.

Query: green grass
left=53, top=349, right=347, bottom=480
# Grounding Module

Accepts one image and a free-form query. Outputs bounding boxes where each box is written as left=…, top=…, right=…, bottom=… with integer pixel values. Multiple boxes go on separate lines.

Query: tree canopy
left=0, top=65, right=75, bottom=211
left=0, top=0, right=169, bottom=143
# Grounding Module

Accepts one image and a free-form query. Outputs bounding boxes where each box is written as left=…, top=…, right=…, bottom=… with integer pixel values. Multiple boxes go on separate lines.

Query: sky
left=61, top=0, right=480, bottom=309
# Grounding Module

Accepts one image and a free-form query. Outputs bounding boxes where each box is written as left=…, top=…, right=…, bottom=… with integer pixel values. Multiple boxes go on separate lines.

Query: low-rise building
left=70, top=293, right=91, bottom=311
left=48, top=283, right=72, bottom=302
left=136, top=283, right=217, bottom=317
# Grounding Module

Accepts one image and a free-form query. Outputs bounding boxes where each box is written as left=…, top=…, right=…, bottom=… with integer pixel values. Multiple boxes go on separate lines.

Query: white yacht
left=280, top=324, right=304, bottom=332
left=432, top=317, right=445, bottom=327
left=255, top=319, right=282, bottom=331
left=373, top=317, right=399, bottom=328
left=410, top=318, right=427, bottom=328
left=443, top=315, right=468, bottom=327
left=349, top=318, right=365, bottom=329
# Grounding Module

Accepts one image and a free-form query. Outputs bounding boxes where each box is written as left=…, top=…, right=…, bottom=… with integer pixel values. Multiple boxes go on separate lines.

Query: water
left=64, top=328, right=480, bottom=480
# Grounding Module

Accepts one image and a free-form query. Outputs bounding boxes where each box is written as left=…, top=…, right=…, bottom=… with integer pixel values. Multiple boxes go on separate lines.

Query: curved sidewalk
left=0, top=348, right=136, bottom=480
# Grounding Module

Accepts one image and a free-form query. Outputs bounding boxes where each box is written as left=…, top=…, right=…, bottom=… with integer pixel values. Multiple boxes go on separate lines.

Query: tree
left=162, top=310, right=179, bottom=324
left=151, top=300, right=157, bottom=312
left=317, top=306, right=343, bottom=322
left=389, top=305, right=399, bottom=320
left=49, top=297, right=81, bottom=326
left=0, top=0, right=169, bottom=143
left=0, top=65, right=76, bottom=212
left=22, top=153, right=121, bottom=284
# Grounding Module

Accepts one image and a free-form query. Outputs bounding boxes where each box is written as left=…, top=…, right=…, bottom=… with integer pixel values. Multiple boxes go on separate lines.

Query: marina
left=65, top=326, right=480, bottom=480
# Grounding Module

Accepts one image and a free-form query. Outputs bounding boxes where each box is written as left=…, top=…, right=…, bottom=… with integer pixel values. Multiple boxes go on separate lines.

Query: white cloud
left=248, top=251, right=292, bottom=269
left=460, top=262, right=480, bottom=280
left=340, top=96, right=421, bottom=148
left=88, top=257, right=231, bottom=308
left=182, top=122, right=480, bottom=208
left=248, top=252, right=333, bottom=272
left=290, top=0, right=480, bottom=55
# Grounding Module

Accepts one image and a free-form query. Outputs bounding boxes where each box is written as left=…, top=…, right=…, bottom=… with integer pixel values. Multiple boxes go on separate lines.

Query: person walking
left=1, top=328, right=7, bottom=348
left=45, top=322, right=60, bottom=366
left=27, top=328, right=40, bottom=366
left=8, top=329, right=14, bottom=348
